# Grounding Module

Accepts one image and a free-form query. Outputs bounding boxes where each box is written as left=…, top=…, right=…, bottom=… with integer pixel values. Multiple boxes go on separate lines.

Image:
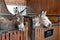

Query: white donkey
left=41, top=11, right=52, bottom=27
left=32, top=11, right=52, bottom=40
left=32, top=11, right=52, bottom=28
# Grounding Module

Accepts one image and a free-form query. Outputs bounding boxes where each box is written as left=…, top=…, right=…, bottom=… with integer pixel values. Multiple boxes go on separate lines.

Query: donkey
left=0, top=0, right=18, bottom=31
left=32, top=15, right=41, bottom=28
left=0, top=12, right=25, bottom=31
left=32, top=11, right=52, bottom=40
left=32, top=11, right=52, bottom=28
left=15, top=11, right=25, bottom=31
left=0, top=0, right=25, bottom=32
left=40, top=11, right=52, bottom=27
left=0, top=16, right=18, bottom=30
left=0, top=9, right=25, bottom=31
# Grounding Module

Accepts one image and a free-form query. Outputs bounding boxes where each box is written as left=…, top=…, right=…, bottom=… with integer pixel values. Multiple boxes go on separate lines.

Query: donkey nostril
left=48, top=24, right=50, bottom=27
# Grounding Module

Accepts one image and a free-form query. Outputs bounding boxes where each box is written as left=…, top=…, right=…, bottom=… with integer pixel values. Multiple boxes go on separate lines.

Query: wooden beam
left=47, top=14, right=60, bottom=17
left=27, top=13, right=60, bottom=17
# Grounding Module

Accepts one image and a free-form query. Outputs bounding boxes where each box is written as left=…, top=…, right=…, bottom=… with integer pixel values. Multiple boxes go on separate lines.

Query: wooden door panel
left=5, top=0, right=26, bottom=5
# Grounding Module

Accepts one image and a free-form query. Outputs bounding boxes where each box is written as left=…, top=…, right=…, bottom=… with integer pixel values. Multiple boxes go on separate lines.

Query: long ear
left=38, top=14, right=40, bottom=17
left=42, top=11, right=45, bottom=15
left=44, top=11, right=47, bottom=15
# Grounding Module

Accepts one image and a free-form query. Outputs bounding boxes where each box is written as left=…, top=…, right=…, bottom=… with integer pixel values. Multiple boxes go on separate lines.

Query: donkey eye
left=43, top=19, right=46, bottom=20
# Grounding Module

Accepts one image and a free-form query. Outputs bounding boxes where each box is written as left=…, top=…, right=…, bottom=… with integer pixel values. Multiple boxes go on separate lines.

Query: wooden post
left=10, top=32, right=13, bottom=40
left=6, top=33, right=9, bottom=40
left=2, top=34, right=5, bottom=40
left=14, top=31, right=17, bottom=40
left=17, top=31, right=21, bottom=40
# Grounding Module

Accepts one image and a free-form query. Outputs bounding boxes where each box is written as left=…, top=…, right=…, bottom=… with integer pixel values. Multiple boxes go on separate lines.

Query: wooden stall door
left=35, top=27, right=59, bottom=40
left=5, top=0, right=26, bottom=5
left=0, top=30, right=28, bottom=40
left=58, top=21, right=60, bottom=40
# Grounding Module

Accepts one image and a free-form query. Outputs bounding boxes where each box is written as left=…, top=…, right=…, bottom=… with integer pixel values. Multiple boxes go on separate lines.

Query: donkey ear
left=38, top=14, right=40, bottom=17
left=42, top=11, right=45, bottom=14
left=44, top=11, right=47, bottom=15
left=42, top=11, right=45, bottom=15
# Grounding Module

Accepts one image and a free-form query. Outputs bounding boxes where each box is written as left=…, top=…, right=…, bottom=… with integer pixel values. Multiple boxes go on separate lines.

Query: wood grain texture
left=27, top=0, right=42, bottom=14
left=0, top=21, right=28, bottom=40
left=24, top=17, right=32, bottom=40
left=5, top=0, right=26, bottom=5
left=2, top=34, right=5, bottom=40
left=56, top=0, right=60, bottom=14
left=6, top=33, right=9, bottom=40
left=27, top=0, right=58, bottom=14
left=58, top=22, right=60, bottom=40
left=48, top=16, right=58, bottom=24
left=35, top=26, right=59, bottom=40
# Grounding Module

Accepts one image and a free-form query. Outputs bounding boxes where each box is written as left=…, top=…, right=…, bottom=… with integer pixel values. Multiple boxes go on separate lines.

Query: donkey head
left=15, top=10, right=25, bottom=31
left=41, top=11, right=52, bottom=27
